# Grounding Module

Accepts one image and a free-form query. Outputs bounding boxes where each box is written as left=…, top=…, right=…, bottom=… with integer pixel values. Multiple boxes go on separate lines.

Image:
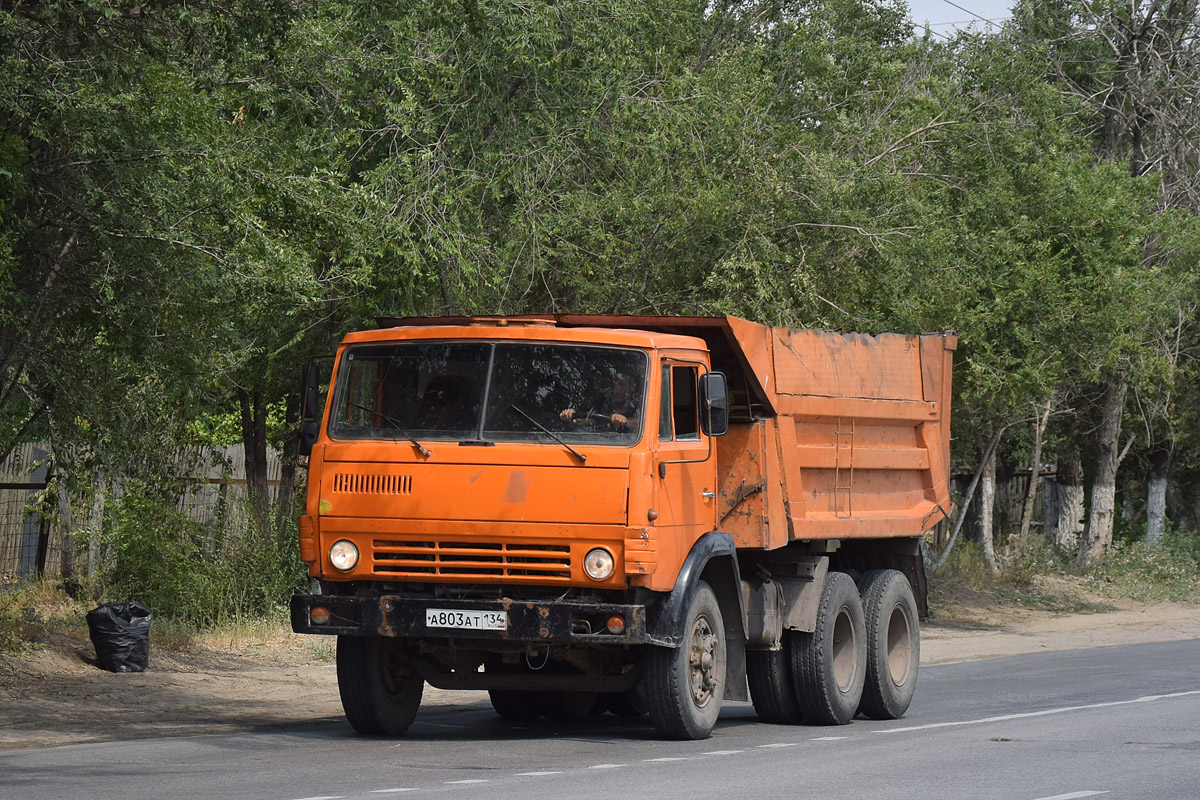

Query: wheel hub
left=689, top=615, right=720, bottom=706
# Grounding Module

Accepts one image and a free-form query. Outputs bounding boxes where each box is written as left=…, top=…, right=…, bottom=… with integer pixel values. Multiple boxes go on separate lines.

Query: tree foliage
left=2, top=0, right=1199, bottom=612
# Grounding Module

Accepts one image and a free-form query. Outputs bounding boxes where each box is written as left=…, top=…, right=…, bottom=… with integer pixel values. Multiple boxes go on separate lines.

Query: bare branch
left=865, top=119, right=965, bottom=166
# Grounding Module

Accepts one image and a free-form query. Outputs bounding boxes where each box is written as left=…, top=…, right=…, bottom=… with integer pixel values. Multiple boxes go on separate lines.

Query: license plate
left=425, top=608, right=508, bottom=631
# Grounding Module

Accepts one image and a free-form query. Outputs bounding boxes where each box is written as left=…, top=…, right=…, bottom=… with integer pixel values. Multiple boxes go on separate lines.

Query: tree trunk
left=277, top=390, right=301, bottom=524
left=438, top=261, right=457, bottom=314
left=1016, top=400, right=1052, bottom=552
left=43, top=408, right=74, bottom=579
left=237, top=387, right=270, bottom=533
left=1146, top=444, right=1170, bottom=545
left=994, top=459, right=1014, bottom=546
left=1042, top=477, right=1060, bottom=536
left=1078, top=377, right=1128, bottom=568
left=88, top=477, right=105, bottom=578
left=928, top=426, right=1005, bottom=575
left=56, top=468, right=74, bottom=580
left=976, top=441, right=998, bottom=572
left=1052, top=439, right=1086, bottom=555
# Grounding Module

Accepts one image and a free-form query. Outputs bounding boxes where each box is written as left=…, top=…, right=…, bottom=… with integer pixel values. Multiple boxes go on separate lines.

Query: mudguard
left=645, top=532, right=745, bottom=647
left=644, top=532, right=749, bottom=701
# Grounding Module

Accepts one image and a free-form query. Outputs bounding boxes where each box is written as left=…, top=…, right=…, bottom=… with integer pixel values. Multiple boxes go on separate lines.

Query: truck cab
left=298, top=318, right=724, bottom=596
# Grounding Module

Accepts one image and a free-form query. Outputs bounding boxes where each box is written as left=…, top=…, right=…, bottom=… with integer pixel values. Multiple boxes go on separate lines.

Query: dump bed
left=715, top=325, right=954, bottom=549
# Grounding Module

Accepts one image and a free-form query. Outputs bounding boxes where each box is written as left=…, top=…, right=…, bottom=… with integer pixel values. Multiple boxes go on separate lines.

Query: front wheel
left=645, top=580, right=726, bottom=740
left=337, top=635, right=424, bottom=736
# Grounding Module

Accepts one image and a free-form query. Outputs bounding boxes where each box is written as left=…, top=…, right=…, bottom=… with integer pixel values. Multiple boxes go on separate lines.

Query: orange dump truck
left=291, top=315, right=955, bottom=740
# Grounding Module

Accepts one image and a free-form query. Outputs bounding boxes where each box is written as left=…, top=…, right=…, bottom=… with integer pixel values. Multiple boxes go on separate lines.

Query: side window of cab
left=658, top=363, right=699, bottom=442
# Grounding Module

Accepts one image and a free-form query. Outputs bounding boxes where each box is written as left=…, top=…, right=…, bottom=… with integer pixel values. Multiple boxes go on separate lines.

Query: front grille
left=331, top=473, right=412, bottom=495
left=372, top=539, right=572, bottom=581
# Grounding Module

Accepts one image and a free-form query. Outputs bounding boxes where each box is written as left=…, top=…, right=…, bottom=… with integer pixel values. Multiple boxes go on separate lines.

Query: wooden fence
left=0, top=443, right=283, bottom=583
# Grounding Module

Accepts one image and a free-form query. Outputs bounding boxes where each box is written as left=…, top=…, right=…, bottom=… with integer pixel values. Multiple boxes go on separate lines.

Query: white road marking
left=811, top=736, right=848, bottom=741
left=292, top=796, right=343, bottom=800
left=369, top=791, right=418, bottom=795
left=758, top=742, right=801, bottom=748
left=880, top=690, right=1200, bottom=734
left=1029, top=792, right=1109, bottom=800
left=703, top=750, right=742, bottom=755
left=590, top=763, right=626, bottom=769
left=445, top=779, right=490, bottom=785
left=645, top=757, right=690, bottom=762
left=516, top=772, right=562, bottom=776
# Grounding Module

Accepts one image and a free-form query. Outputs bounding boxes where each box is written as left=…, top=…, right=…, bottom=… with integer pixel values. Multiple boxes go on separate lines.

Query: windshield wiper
left=348, top=402, right=433, bottom=458
left=510, top=405, right=586, bottom=464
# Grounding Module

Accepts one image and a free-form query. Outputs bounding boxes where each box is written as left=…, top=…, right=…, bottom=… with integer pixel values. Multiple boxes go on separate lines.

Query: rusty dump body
left=704, top=317, right=955, bottom=547
left=291, top=314, right=954, bottom=737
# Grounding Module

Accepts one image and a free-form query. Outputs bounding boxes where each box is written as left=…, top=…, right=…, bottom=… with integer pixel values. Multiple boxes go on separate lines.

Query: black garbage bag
left=86, top=602, right=152, bottom=673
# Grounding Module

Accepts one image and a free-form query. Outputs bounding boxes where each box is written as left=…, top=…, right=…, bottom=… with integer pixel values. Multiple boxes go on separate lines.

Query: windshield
left=329, top=341, right=647, bottom=446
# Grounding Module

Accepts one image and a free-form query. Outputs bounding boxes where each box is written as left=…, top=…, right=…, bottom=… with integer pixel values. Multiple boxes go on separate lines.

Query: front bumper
left=290, top=592, right=649, bottom=645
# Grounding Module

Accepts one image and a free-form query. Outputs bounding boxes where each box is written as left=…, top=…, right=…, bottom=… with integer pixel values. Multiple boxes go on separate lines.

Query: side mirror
left=699, top=372, right=729, bottom=437
left=298, top=419, right=320, bottom=459
left=302, top=360, right=322, bottom=421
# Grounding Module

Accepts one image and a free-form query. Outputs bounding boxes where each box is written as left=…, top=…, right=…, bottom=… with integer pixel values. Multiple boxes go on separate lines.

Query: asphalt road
left=4, top=639, right=1198, bottom=800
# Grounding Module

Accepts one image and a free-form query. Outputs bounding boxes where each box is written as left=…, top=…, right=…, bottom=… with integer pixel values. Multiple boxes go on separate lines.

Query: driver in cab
left=559, top=371, right=637, bottom=431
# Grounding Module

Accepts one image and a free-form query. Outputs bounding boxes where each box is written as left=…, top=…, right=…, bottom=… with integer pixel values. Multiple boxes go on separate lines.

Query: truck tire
left=602, top=687, right=648, bottom=717
left=488, top=690, right=542, bottom=721
left=791, top=571, right=866, bottom=725
left=337, top=635, right=424, bottom=736
left=747, top=632, right=805, bottom=724
left=645, top=580, right=726, bottom=740
left=858, top=569, right=920, bottom=720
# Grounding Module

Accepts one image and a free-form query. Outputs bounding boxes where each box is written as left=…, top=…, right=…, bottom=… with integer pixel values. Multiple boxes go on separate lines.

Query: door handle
left=701, top=491, right=715, bottom=499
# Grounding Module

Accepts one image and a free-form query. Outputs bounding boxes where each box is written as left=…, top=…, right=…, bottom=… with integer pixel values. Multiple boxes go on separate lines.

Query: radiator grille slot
left=331, top=473, right=412, bottom=495
left=372, top=539, right=572, bottom=580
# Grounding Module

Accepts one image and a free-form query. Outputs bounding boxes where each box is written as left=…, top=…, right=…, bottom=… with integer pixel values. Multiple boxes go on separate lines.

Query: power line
left=923, top=17, right=1008, bottom=26
left=939, top=0, right=998, bottom=25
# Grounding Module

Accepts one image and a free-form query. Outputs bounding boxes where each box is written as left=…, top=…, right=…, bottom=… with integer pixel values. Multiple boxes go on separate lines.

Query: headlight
left=329, top=540, right=359, bottom=571
left=583, top=548, right=615, bottom=581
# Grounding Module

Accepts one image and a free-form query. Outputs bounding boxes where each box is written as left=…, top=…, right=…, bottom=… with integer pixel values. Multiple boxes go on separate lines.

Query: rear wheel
left=747, top=632, right=804, bottom=724
left=791, top=572, right=866, bottom=725
left=337, top=635, right=424, bottom=736
left=645, top=580, right=726, bottom=740
left=857, top=569, right=920, bottom=720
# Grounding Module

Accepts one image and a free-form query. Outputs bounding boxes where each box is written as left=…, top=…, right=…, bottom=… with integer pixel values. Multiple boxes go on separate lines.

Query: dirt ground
left=2, top=577, right=1198, bottom=751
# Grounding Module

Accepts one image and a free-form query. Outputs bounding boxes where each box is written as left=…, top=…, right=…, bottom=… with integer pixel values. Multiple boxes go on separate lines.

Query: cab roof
left=343, top=319, right=706, bottom=352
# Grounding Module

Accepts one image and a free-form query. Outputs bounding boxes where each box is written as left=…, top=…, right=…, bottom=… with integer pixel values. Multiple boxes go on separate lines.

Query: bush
left=933, top=541, right=1000, bottom=590
left=102, top=485, right=305, bottom=627
left=1090, top=527, right=1200, bottom=603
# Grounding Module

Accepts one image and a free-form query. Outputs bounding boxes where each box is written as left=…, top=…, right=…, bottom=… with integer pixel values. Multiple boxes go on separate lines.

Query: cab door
left=654, top=358, right=718, bottom=579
